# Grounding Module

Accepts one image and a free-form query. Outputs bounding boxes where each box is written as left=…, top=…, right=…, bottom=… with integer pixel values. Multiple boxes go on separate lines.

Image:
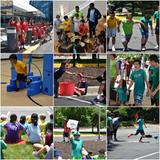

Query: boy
left=149, top=54, right=160, bottom=106
left=127, top=59, right=149, bottom=106
left=153, top=6, right=160, bottom=49
left=9, top=54, right=28, bottom=91
left=140, top=13, right=153, bottom=51
left=69, top=131, right=84, bottom=159
left=63, top=16, right=71, bottom=33
left=119, top=13, right=145, bottom=51
left=107, top=11, right=120, bottom=52
left=79, top=19, right=89, bottom=38
left=128, top=115, right=147, bottom=142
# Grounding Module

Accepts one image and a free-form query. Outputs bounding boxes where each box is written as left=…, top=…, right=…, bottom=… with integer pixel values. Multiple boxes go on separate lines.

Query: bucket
left=59, top=81, right=75, bottom=96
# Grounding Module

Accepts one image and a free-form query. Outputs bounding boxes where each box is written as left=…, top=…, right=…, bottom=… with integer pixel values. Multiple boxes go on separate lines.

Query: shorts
left=134, top=94, right=143, bottom=105
left=135, top=129, right=145, bottom=135
left=56, top=31, right=62, bottom=35
left=155, top=25, right=159, bottom=35
left=64, top=132, right=69, bottom=137
left=107, top=128, right=113, bottom=136
left=17, top=74, right=27, bottom=82
left=107, top=27, right=116, bottom=38
left=151, top=97, right=159, bottom=106
left=122, top=34, right=132, bottom=42
left=141, top=30, right=149, bottom=39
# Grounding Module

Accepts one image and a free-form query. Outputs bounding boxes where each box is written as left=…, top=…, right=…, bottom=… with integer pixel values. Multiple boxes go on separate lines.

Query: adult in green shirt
left=127, top=59, right=149, bottom=106
left=119, top=13, right=145, bottom=51
left=149, top=54, right=160, bottom=106
left=70, top=131, right=84, bottom=160
left=72, top=6, right=84, bottom=20
left=153, top=6, right=160, bottom=49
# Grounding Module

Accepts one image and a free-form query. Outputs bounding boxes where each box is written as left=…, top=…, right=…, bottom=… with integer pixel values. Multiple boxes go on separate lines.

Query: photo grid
left=0, top=0, right=159, bottom=159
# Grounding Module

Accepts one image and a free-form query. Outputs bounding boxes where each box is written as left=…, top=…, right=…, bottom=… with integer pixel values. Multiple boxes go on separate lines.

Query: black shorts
left=64, top=132, right=69, bottom=137
left=135, top=129, right=145, bottom=135
left=155, top=25, right=159, bottom=35
left=56, top=31, right=62, bottom=35
left=151, top=97, right=159, bottom=106
left=17, top=74, right=27, bottom=82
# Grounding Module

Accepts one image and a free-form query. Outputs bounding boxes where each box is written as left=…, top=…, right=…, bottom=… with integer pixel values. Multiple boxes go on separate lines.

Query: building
left=29, top=0, right=53, bottom=23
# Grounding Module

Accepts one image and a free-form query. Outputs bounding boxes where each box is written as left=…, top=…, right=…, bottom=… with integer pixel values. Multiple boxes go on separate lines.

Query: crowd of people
left=54, top=3, right=106, bottom=54
left=8, top=16, right=52, bottom=51
left=109, top=54, right=159, bottom=106
left=0, top=113, right=54, bottom=159
left=107, top=5, right=159, bottom=52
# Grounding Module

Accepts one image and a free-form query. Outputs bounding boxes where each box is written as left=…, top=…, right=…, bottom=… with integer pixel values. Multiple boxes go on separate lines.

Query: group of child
left=54, top=4, right=106, bottom=54
left=8, top=16, right=52, bottom=50
left=0, top=113, right=53, bottom=159
left=110, top=54, right=159, bottom=106
left=107, top=6, right=159, bottom=52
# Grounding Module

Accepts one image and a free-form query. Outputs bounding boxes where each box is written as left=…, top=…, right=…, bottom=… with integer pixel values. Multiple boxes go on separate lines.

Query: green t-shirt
left=72, top=11, right=83, bottom=18
left=153, top=11, right=160, bottom=25
left=137, top=118, right=144, bottom=130
left=149, top=65, right=155, bottom=82
left=71, top=138, right=83, bottom=159
left=93, top=155, right=106, bottom=160
left=121, top=19, right=136, bottom=35
left=107, top=116, right=113, bottom=128
left=110, top=59, right=117, bottom=78
left=0, top=139, right=7, bottom=159
left=130, top=69, right=147, bottom=96
left=0, top=123, right=4, bottom=138
left=151, top=66, right=159, bottom=99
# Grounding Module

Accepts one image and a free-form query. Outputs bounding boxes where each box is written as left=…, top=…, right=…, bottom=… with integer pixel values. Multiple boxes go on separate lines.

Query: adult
left=87, top=3, right=101, bottom=38
left=72, top=6, right=84, bottom=19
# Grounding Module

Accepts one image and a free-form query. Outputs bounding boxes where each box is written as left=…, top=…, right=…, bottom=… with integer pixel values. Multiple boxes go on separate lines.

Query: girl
left=27, top=113, right=42, bottom=144
left=116, top=79, right=127, bottom=105
left=19, top=115, right=28, bottom=136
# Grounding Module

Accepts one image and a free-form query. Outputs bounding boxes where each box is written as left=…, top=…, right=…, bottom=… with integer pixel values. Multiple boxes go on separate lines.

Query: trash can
left=27, top=27, right=32, bottom=45
left=7, top=27, right=17, bottom=52
left=59, top=81, right=75, bottom=96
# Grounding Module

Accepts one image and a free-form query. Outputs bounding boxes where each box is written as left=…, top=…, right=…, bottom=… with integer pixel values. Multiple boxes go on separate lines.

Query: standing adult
left=72, top=6, right=84, bottom=19
left=87, top=3, right=101, bottom=38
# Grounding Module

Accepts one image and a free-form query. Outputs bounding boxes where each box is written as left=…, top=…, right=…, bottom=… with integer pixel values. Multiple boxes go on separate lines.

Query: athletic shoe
left=155, top=45, right=159, bottom=49
left=112, top=46, right=116, bottom=52
left=32, top=151, right=39, bottom=158
left=142, top=47, right=146, bottom=51
left=128, top=134, right=132, bottom=138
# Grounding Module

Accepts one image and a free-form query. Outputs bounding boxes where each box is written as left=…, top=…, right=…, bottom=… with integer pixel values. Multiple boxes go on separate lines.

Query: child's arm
left=65, top=71, right=76, bottom=75
left=150, top=83, right=160, bottom=98
left=127, top=80, right=133, bottom=95
left=82, top=75, right=96, bottom=80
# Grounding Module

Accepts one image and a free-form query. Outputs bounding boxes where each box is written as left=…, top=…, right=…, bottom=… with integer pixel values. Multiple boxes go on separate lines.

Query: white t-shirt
left=89, top=9, right=95, bottom=22
left=27, top=124, right=42, bottom=143
left=54, top=19, right=62, bottom=32
left=73, top=17, right=80, bottom=32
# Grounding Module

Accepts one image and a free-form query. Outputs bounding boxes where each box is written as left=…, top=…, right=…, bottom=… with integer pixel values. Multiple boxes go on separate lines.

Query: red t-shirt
left=8, top=20, right=16, bottom=27
left=45, top=132, right=53, bottom=146
left=79, top=24, right=88, bottom=36
left=21, top=21, right=28, bottom=32
left=15, top=22, right=22, bottom=32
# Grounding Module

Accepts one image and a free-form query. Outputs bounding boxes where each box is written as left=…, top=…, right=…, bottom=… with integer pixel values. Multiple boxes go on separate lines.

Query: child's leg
left=33, top=143, right=43, bottom=151
left=156, top=34, right=159, bottom=46
left=112, top=37, right=115, bottom=46
left=37, top=145, right=50, bottom=155
left=97, top=83, right=105, bottom=99
left=16, top=80, right=20, bottom=90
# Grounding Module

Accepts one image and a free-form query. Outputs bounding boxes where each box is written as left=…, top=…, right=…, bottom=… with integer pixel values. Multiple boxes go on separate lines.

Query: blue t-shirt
left=130, top=69, right=147, bottom=96
left=137, top=118, right=144, bottom=130
left=117, top=87, right=127, bottom=103
left=140, top=17, right=152, bottom=32
left=54, top=67, right=66, bottom=80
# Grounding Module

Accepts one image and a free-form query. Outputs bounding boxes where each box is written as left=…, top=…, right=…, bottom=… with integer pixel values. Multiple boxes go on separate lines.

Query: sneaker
left=155, top=45, right=159, bottom=49
left=32, top=151, right=39, bottom=158
left=123, top=47, right=128, bottom=52
left=112, top=46, right=116, bottom=52
left=142, top=47, right=146, bottom=51
left=128, top=134, right=132, bottom=138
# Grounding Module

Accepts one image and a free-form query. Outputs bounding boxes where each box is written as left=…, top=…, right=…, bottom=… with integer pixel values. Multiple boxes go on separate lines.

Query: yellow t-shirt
left=63, top=20, right=71, bottom=32
left=107, top=16, right=120, bottom=28
left=14, top=60, right=27, bottom=74
left=39, top=120, right=47, bottom=134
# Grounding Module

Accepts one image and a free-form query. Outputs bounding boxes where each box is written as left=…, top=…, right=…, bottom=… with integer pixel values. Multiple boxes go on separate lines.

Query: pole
left=98, top=107, right=101, bottom=140
left=106, top=54, right=110, bottom=106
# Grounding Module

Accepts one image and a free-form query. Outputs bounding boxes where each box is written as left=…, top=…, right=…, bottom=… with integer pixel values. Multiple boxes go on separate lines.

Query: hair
left=121, top=79, right=127, bottom=90
left=149, top=54, right=159, bottom=63
left=75, top=6, right=79, bottom=9
left=110, top=54, right=117, bottom=58
left=40, top=114, right=46, bottom=120
left=80, top=19, right=85, bottom=23
left=20, top=115, right=26, bottom=125
left=103, top=70, right=106, bottom=78
left=46, top=122, right=53, bottom=133
left=50, top=114, right=53, bottom=120
left=134, top=59, right=141, bottom=65
left=9, top=54, right=17, bottom=60
left=64, top=16, right=68, bottom=20
left=10, top=114, right=17, bottom=123
left=98, top=149, right=105, bottom=154
left=90, top=3, right=95, bottom=7
left=56, top=15, right=60, bottom=18
left=31, top=113, right=38, bottom=126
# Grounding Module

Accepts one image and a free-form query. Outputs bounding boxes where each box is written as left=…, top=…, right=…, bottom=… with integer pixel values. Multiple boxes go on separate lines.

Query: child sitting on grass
left=27, top=113, right=42, bottom=144
left=4, top=114, right=23, bottom=144
left=9, top=54, right=31, bottom=91
left=19, top=115, right=28, bottom=136
left=116, top=79, right=127, bottom=106
left=39, top=114, right=47, bottom=136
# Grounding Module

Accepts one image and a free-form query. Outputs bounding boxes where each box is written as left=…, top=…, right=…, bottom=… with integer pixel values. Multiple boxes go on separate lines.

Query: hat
left=73, top=131, right=80, bottom=136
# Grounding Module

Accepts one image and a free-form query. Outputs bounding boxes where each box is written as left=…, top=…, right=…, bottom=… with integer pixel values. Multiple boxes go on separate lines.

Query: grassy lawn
left=3, top=136, right=45, bottom=159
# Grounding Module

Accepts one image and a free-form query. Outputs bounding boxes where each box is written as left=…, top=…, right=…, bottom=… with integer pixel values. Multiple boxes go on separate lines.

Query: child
left=74, top=73, right=88, bottom=96
left=63, top=119, right=70, bottom=142
left=140, top=14, right=153, bottom=51
left=4, top=114, right=23, bottom=143
left=128, top=115, right=147, bottom=142
left=127, top=59, right=149, bottom=106
left=39, top=114, right=47, bottom=135
left=19, top=115, right=28, bottom=136
left=27, top=113, right=42, bottom=144
left=93, top=149, right=106, bottom=159
left=54, top=15, right=63, bottom=42
left=148, top=54, right=159, bottom=106
left=63, top=16, right=71, bottom=33
left=79, top=19, right=89, bottom=38
left=9, top=54, right=28, bottom=91
left=73, top=13, right=80, bottom=33
left=107, top=11, right=120, bottom=52
left=69, top=131, right=84, bottom=159
left=119, top=13, right=145, bottom=51
left=153, top=6, right=159, bottom=49
left=116, top=79, right=127, bottom=105
left=19, top=30, right=25, bottom=50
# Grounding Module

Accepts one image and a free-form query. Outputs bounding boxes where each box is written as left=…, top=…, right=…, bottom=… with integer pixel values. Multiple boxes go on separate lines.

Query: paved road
left=54, top=95, right=106, bottom=107
left=108, top=125, right=159, bottom=159
left=108, top=24, right=159, bottom=53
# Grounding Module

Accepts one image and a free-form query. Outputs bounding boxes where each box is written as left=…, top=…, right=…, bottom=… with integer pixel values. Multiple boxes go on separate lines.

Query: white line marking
left=134, top=152, right=159, bottom=160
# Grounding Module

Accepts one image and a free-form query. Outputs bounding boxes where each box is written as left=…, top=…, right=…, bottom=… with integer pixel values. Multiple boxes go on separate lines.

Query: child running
left=128, top=115, right=147, bottom=142
left=127, top=59, right=149, bottom=106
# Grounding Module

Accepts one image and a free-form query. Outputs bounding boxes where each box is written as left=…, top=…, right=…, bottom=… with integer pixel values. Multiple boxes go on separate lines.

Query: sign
left=67, top=119, right=79, bottom=129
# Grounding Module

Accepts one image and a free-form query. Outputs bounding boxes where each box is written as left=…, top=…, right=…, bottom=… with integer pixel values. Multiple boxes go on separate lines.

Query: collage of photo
left=0, top=0, right=159, bottom=160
